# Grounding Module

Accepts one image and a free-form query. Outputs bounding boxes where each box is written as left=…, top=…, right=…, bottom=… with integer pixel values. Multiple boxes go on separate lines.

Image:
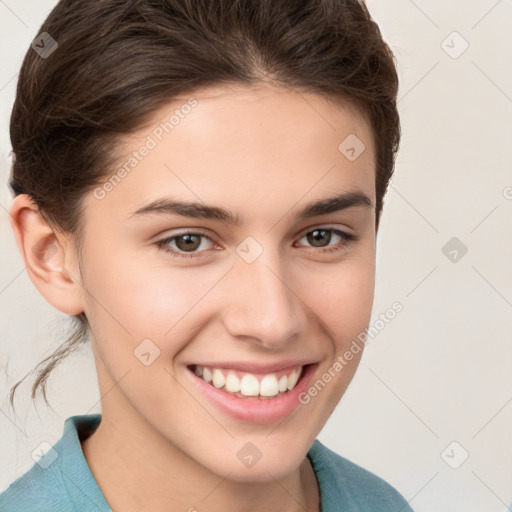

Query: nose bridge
left=222, top=245, right=305, bottom=347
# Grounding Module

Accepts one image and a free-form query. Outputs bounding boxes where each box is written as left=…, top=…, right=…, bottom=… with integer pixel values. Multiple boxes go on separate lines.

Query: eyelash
left=155, top=228, right=358, bottom=259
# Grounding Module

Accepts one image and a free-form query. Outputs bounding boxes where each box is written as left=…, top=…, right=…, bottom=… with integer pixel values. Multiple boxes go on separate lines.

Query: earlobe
left=9, top=194, right=85, bottom=315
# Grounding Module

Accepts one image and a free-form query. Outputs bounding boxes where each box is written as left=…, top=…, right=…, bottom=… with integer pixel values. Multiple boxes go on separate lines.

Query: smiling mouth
left=187, top=364, right=306, bottom=400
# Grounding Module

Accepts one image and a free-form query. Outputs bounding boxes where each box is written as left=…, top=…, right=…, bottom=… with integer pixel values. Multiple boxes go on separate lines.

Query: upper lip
left=188, top=359, right=318, bottom=375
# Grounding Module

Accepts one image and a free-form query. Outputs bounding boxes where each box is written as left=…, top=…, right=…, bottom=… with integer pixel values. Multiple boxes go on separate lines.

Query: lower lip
left=186, top=364, right=317, bottom=424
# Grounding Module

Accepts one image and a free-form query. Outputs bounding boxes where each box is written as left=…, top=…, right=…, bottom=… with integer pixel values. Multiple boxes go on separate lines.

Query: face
left=78, top=83, right=376, bottom=481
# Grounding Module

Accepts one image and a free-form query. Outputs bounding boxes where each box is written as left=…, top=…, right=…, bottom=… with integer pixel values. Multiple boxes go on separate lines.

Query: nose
left=221, top=250, right=307, bottom=349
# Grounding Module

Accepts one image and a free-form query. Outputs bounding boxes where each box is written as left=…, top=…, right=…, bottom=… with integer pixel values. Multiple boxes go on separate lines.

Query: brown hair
left=8, top=0, right=400, bottom=408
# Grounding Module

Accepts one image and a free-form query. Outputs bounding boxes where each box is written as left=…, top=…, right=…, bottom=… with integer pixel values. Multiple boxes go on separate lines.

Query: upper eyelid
left=297, top=225, right=351, bottom=237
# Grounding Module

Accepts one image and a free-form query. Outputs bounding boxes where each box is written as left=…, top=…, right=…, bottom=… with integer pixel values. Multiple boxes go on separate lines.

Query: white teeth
left=192, top=365, right=304, bottom=397
left=203, top=367, right=212, bottom=383
left=240, top=374, right=260, bottom=396
left=278, top=375, right=288, bottom=393
left=287, top=369, right=300, bottom=390
left=212, top=369, right=225, bottom=388
left=260, top=375, right=279, bottom=397
left=225, top=373, right=241, bottom=393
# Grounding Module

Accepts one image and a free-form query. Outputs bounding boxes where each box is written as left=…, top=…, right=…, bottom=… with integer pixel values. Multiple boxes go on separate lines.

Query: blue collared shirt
left=0, top=414, right=413, bottom=511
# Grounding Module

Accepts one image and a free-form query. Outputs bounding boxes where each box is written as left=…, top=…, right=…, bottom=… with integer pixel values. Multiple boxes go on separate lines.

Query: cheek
left=83, top=234, right=375, bottom=356
left=302, top=255, right=375, bottom=348
left=83, top=249, right=217, bottom=339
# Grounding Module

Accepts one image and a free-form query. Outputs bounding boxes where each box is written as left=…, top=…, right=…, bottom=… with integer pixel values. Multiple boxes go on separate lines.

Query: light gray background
left=1, top=1, right=511, bottom=511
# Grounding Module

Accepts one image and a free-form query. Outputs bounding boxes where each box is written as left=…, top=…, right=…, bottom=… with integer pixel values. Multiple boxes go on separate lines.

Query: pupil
left=307, top=229, right=331, bottom=247
left=176, top=234, right=200, bottom=251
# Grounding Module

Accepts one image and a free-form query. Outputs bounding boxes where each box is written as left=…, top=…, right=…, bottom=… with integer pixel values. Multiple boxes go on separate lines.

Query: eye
left=155, top=231, right=216, bottom=258
left=155, top=227, right=358, bottom=260
left=295, top=228, right=358, bottom=253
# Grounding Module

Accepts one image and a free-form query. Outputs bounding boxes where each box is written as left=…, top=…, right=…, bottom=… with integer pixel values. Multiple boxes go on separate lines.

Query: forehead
left=84, top=83, right=376, bottom=225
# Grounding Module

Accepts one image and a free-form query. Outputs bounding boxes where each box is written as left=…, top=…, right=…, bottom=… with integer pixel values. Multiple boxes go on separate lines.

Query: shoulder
left=0, top=448, right=70, bottom=511
left=308, top=439, right=414, bottom=512
left=0, top=414, right=106, bottom=512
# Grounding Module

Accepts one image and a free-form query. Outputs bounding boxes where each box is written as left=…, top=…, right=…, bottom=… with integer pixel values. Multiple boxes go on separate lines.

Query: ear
left=9, top=194, right=84, bottom=315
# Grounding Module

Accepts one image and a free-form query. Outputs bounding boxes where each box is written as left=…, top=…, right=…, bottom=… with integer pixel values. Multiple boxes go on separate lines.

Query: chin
left=202, top=437, right=311, bottom=484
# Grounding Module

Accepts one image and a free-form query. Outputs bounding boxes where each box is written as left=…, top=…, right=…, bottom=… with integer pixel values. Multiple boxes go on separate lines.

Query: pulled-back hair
left=8, top=0, right=400, bottom=407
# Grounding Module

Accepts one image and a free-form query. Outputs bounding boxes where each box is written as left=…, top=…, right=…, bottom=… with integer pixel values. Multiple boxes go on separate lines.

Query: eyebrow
left=129, top=190, right=373, bottom=224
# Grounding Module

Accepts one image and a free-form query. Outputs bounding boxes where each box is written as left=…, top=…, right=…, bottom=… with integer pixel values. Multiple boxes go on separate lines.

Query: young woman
left=1, top=0, right=411, bottom=510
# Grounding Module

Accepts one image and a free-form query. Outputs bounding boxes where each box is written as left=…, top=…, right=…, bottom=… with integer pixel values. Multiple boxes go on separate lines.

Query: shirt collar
left=57, top=414, right=111, bottom=511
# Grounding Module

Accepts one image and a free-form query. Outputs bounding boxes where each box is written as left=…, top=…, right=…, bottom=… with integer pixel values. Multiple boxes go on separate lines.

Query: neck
left=81, top=400, right=320, bottom=512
